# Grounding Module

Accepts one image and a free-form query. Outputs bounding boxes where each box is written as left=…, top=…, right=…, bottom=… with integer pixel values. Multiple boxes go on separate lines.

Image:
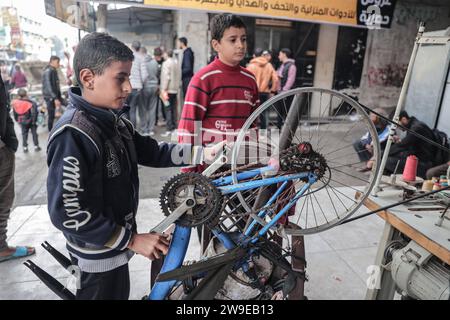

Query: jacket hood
left=68, top=87, right=126, bottom=134
left=250, top=56, right=269, bottom=67
left=284, top=58, right=296, bottom=64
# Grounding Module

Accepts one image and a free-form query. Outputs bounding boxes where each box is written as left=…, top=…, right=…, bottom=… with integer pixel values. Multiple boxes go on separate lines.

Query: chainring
left=279, top=142, right=327, bottom=179
left=159, top=172, right=223, bottom=228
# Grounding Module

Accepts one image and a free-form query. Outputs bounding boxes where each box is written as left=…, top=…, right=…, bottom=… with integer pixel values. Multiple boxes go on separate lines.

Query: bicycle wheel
left=230, top=88, right=381, bottom=236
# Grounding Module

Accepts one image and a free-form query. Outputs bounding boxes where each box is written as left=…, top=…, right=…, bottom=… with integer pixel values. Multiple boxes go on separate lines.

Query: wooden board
left=363, top=190, right=450, bottom=265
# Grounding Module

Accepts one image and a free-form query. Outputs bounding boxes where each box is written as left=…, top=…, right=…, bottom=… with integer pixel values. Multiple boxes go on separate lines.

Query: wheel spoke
left=230, top=88, right=380, bottom=235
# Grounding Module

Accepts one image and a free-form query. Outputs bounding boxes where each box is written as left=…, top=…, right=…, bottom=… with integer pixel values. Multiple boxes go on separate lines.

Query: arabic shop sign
left=356, top=0, right=396, bottom=29
left=143, top=0, right=397, bottom=28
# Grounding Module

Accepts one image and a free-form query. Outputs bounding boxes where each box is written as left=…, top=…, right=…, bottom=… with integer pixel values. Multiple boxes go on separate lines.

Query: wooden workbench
left=363, top=188, right=450, bottom=299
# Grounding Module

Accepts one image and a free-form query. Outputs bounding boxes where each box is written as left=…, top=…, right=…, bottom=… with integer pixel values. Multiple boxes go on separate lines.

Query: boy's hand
left=54, top=99, right=61, bottom=108
left=127, top=232, right=170, bottom=260
left=392, top=135, right=400, bottom=143
left=160, top=90, right=169, bottom=101
left=264, top=157, right=280, bottom=176
left=203, top=140, right=232, bottom=162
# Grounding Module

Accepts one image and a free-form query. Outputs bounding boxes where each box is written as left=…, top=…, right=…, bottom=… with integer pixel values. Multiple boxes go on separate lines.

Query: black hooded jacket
left=181, top=47, right=194, bottom=79
left=389, top=116, right=435, bottom=163
left=42, top=65, right=61, bottom=100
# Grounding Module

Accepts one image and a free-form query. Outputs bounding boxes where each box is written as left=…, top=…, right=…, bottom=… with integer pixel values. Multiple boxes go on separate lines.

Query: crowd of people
left=125, top=38, right=191, bottom=137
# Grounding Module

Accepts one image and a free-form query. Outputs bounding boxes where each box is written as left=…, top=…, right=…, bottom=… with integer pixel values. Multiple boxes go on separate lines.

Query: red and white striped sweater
left=178, top=58, right=259, bottom=148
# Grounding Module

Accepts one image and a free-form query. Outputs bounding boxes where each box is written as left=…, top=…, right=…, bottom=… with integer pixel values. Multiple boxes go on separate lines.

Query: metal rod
left=371, top=22, right=426, bottom=196
left=23, top=260, right=75, bottom=300
left=41, top=241, right=72, bottom=271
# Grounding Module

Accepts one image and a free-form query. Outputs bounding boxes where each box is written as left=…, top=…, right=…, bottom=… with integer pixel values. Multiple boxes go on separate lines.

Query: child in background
left=11, top=88, right=41, bottom=152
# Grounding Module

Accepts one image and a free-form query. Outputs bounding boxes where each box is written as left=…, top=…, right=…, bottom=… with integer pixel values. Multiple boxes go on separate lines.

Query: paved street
left=1, top=200, right=385, bottom=300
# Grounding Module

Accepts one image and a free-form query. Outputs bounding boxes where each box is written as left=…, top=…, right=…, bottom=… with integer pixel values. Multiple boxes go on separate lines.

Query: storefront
left=67, top=0, right=450, bottom=110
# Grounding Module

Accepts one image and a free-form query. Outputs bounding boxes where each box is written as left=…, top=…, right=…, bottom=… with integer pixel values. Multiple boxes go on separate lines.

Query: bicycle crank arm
left=150, top=201, right=190, bottom=234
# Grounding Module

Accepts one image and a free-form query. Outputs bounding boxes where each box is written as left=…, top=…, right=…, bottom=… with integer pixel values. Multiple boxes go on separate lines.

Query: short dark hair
left=131, top=40, right=141, bottom=51
left=210, top=14, right=246, bottom=42
left=49, top=55, right=60, bottom=63
left=179, top=37, right=188, bottom=46
left=154, top=47, right=163, bottom=57
left=167, top=49, right=173, bottom=58
left=73, top=32, right=134, bottom=88
left=254, top=48, right=263, bottom=57
left=18, top=88, right=27, bottom=98
left=399, top=110, right=409, bottom=120
left=280, top=48, right=292, bottom=59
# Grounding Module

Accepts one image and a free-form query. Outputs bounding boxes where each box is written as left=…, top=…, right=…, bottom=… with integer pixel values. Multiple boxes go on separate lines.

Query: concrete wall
left=106, top=9, right=174, bottom=54
left=358, top=0, right=450, bottom=109
left=174, top=10, right=210, bottom=73
left=311, top=24, right=339, bottom=116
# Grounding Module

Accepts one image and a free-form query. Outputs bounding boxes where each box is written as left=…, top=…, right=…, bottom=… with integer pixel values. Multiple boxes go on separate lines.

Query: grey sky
left=0, top=0, right=80, bottom=48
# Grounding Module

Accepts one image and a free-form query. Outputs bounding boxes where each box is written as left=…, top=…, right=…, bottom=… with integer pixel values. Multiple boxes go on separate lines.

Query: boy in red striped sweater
left=177, top=13, right=259, bottom=249
left=178, top=14, right=259, bottom=170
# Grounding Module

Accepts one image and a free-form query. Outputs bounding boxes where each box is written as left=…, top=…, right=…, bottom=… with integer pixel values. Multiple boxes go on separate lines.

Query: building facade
left=70, top=0, right=450, bottom=119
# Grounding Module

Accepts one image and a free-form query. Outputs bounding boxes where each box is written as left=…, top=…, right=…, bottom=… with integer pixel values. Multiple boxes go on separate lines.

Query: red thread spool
left=403, top=155, right=418, bottom=182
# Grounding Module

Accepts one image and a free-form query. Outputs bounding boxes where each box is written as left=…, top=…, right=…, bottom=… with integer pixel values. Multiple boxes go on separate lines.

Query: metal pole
left=371, top=22, right=426, bottom=196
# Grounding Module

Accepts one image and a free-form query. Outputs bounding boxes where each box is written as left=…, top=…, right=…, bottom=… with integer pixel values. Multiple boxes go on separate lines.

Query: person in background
left=0, top=61, right=11, bottom=92
left=140, top=47, right=162, bottom=136
left=426, top=160, right=450, bottom=180
left=42, top=56, right=62, bottom=132
left=154, top=48, right=166, bottom=128
left=276, top=48, right=297, bottom=128
left=246, top=48, right=278, bottom=129
left=178, top=37, right=194, bottom=99
left=262, top=50, right=274, bottom=67
left=11, top=88, right=41, bottom=153
left=160, top=49, right=180, bottom=137
left=353, top=108, right=390, bottom=172
left=64, top=51, right=74, bottom=86
left=0, top=73, right=35, bottom=264
left=10, top=65, right=27, bottom=89
left=386, top=111, right=436, bottom=178
left=127, top=40, right=148, bottom=128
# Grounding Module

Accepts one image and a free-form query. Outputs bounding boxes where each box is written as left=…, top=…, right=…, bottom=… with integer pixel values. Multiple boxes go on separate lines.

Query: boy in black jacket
left=46, top=32, right=220, bottom=300
left=11, top=88, right=41, bottom=152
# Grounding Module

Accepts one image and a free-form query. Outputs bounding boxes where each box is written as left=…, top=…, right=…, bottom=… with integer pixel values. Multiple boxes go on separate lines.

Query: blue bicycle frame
left=148, top=166, right=317, bottom=300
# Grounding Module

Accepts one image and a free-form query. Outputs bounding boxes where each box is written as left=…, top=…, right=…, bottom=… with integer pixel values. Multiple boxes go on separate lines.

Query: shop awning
left=100, top=0, right=397, bottom=29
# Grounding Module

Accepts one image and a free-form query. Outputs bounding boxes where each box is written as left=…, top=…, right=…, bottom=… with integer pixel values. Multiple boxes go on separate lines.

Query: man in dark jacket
left=42, top=56, right=62, bottom=131
left=178, top=37, right=194, bottom=99
left=0, top=73, right=35, bottom=263
left=385, top=111, right=436, bottom=178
